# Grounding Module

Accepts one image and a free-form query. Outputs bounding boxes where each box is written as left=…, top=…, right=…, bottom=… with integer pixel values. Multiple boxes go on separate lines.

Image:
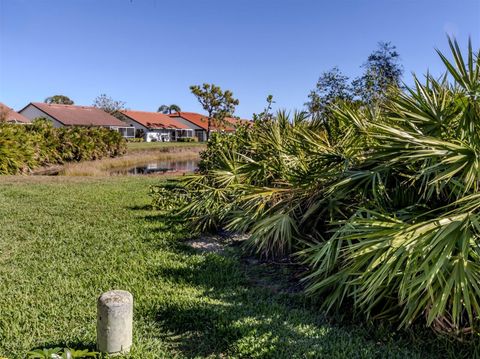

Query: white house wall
left=145, top=129, right=172, bottom=142
left=19, top=105, right=64, bottom=127
left=170, top=116, right=207, bottom=141
left=122, top=118, right=168, bottom=141
left=123, top=118, right=148, bottom=132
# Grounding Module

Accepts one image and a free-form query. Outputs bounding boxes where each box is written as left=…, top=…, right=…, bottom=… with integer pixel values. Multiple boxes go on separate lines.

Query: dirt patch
left=185, top=232, right=307, bottom=295
left=187, top=236, right=225, bottom=253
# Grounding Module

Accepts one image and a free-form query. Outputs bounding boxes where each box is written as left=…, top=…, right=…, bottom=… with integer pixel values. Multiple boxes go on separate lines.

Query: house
left=168, top=112, right=209, bottom=141
left=120, top=110, right=194, bottom=142
left=0, top=102, right=31, bottom=124
left=18, top=102, right=134, bottom=137
left=169, top=112, right=250, bottom=141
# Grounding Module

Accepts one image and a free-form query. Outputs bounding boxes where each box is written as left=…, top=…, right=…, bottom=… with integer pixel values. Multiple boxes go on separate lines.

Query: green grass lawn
left=127, top=141, right=206, bottom=152
left=0, top=176, right=475, bottom=358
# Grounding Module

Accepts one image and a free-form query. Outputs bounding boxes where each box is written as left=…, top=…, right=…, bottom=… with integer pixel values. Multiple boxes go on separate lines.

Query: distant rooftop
left=170, top=111, right=250, bottom=131
left=121, top=110, right=191, bottom=129
left=24, top=102, right=126, bottom=127
left=0, top=102, right=30, bottom=123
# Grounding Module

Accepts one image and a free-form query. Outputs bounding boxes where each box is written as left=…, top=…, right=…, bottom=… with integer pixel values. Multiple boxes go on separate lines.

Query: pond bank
left=32, top=143, right=204, bottom=176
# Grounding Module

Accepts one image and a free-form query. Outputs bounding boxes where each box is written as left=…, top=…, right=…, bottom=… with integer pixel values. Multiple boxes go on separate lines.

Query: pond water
left=111, top=159, right=199, bottom=175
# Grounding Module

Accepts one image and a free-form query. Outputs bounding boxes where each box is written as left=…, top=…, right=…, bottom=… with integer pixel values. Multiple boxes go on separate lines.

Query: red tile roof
left=27, top=103, right=126, bottom=127
left=121, top=110, right=191, bottom=129
left=0, top=102, right=30, bottom=123
left=169, top=111, right=209, bottom=130
left=170, top=112, right=250, bottom=132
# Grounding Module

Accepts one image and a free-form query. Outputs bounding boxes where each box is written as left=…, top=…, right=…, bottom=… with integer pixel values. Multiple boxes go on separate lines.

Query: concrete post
left=96, top=290, right=133, bottom=355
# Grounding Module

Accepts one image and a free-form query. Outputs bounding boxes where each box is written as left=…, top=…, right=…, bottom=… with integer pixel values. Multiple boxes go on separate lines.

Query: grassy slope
left=0, top=177, right=474, bottom=358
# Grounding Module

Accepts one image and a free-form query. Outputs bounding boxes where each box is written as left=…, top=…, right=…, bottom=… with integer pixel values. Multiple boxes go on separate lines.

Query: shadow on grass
left=133, top=206, right=479, bottom=358
left=154, top=254, right=480, bottom=359
left=151, top=256, right=326, bottom=358
left=140, top=212, right=185, bottom=225
left=129, top=205, right=187, bottom=226
left=147, top=251, right=452, bottom=359
left=127, top=204, right=154, bottom=211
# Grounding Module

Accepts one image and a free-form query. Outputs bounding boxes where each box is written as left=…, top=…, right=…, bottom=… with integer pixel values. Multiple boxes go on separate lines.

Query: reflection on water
left=112, top=159, right=199, bottom=175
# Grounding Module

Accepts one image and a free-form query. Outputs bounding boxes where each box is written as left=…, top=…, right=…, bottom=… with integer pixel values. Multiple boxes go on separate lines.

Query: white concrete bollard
left=97, top=290, right=133, bottom=355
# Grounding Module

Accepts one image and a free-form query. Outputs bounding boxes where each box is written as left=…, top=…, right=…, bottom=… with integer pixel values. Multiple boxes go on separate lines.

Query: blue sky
left=1, top=0, right=479, bottom=118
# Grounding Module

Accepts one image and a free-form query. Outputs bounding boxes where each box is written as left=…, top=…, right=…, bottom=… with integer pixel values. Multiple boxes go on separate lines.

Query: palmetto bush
left=173, top=39, right=480, bottom=335
left=0, top=124, right=38, bottom=174
left=0, top=120, right=126, bottom=174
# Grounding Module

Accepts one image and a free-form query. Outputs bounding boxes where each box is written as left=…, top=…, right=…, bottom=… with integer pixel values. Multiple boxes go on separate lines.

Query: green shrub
left=173, top=38, right=480, bottom=336
left=0, top=120, right=127, bottom=174
left=0, top=124, right=37, bottom=173
left=127, top=137, right=144, bottom=142
left=150, top=181, right=191, bottom=210
left=198, top=126, right=249, bottom=173
left=177, top=137, right=197, bottom=142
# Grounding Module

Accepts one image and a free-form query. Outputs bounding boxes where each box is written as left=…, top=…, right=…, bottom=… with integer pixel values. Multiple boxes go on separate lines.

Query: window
left=113, top=127, right=135, bottom=138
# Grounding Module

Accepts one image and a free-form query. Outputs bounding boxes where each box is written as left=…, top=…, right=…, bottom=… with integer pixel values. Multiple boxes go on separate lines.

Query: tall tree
left=352, top=41, right=403, bottom=105
left=157, top=104, right=181, bottom=114
left=253, top=95, right=275, bottom=122
left=305, top=90, right=322, bottom=117
left=44, top=95, right=74, bottom=105
left=305, top=67, right=352, bottom=117
left=190, top=83, right=239, bottom=140
left=92, top=94, right=126, bottom=120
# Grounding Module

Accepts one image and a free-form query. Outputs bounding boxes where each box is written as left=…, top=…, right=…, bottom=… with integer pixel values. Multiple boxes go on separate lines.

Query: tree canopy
left=190, top=83, right=239, bottom=140
left=253, top=95, right=275, bottom=122
left=92, top=94, right=126, bottom=117
left=352, top=41, right=403, bottom=105
left=44, top=95, right=74, bottom=105
left=306, top=41, right=403, bottom=124
left=305, top=67, right=352, bottom=117
left=158, top=104, right=181, bottom=114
